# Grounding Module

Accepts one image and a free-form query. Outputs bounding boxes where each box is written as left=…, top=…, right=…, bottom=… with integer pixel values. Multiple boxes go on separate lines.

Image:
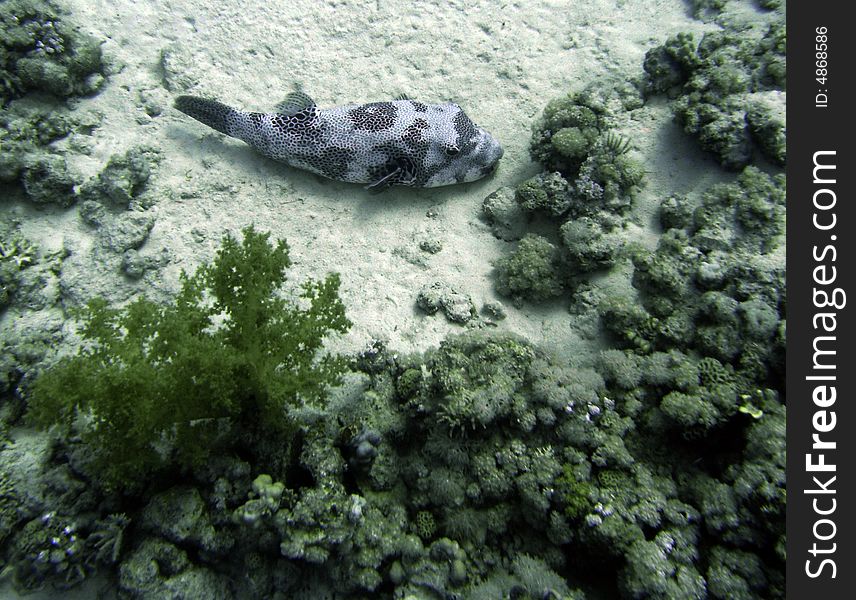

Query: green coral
left=140, top=487, right=225, bottom=553
left=19, top=153, right=77, bottom=204
left=642, top=32, right=701, bottom=94
left=598, top=296, right=658, bottom=354
left=597, top=349, right=641, bottom=390
left=494, top=233, right=566, bottom=304
left=28, top=226, right=350, bottom=488
left=559, top=216, right=624, bottom=273
left=0, top=104, right=93, bottom=204
left=588, top=322, right=785, bottom=596
left=0, top=471, right=22, bottom=548
left=746, top=93, right=785, bottom=166
left=574, top=134, right=645, bottom=215
left=333, top=331, right=609, bottom=593
left=118, top=538, right=231, bottom=598
left=529, top=92, right=601, bottom=175
left=6, top=511, right=102, bottom=590
left=232, top=474, right=286, bottom=526
left=660, top=389, right=723, bottom=433
left=707, top=545, right=767, bottom=600
left=659, top=194, right=693, bottom=230
left=1, top=0, right=106, bottom=104
left=515, top=171, right=572, bottom=215
left=0, top=0, right=108, bottom=205
left=556, top=465, right=594, bottom=520
left=584, top=157, right=786, bottom=589
left=620, top=535, right=706, bottom=599
left=273, top=480, right=411, bottom=592
left=611, top=167, right=784, bottom=376
left=510, top=554, right=574, bottom=598
left=428, top=332, right=537, bottom=433
left=491, top=81, right=645, bottom=308
left=644, top=18, right=787, bottom=168
left=550, top=126, right=590, bottom=160
left=527, top=83, right=645, bottom=217
left=415, top=510, right=436, bottom=540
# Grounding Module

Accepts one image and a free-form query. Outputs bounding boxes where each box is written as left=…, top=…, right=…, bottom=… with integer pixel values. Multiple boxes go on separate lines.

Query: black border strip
left=787, top=2, right=855, bottom=596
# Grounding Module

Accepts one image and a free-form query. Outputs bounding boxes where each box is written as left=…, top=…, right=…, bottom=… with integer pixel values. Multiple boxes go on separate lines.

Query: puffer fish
left=174, top=91, right=503, bottom=191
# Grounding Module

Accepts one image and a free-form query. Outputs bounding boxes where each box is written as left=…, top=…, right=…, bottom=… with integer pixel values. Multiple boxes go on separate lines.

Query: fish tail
left=174, top=95, right=240, bottom=137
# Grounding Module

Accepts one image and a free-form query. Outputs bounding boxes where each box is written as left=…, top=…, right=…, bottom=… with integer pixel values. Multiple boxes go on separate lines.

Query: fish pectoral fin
left=275, top=91, right=317, bottom=116
left=364, top=167, right=402, bottom=193
left=366, top=156, right=418, bottom=193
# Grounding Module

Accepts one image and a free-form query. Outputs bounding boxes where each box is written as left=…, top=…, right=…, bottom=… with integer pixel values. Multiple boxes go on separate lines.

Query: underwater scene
left=0, top=0, right=785, bottom=598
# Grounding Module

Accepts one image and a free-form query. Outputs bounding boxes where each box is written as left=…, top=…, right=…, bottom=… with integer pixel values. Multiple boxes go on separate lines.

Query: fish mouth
left=482, top=138, right=503, bottom=175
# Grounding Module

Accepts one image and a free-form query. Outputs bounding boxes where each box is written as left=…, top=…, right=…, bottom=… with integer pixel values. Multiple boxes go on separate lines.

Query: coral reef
left=0, top=429, right=131, bottom=592
left=0, top=104, right=98, bottom=205
left=486, top=81, right=643, bottom=305
left=4, top=265, right=785, bottom=599
left=603, top=166, right=786, bottom=371
left=0, top=218, right=37, bottom=308
left=559, top=216, right=624, bottom=273
left=323, top=331, right=594, bottom=597
left=643, top=14, right=786, bottom=167
left=527, top=84, right=644, bottom=218
left=577, top=162, right=786, bottom=596
left=1, top=0, right=106, bottom=104
left=0, top=2, right=786, bottom=598
left=79, top=145, right=160, bottom=209
left=0, top=0, right=108, bottom=208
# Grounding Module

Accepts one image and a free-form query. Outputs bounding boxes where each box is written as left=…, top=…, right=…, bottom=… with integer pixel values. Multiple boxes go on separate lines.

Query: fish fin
left=394, top=93, right=411, bottom=101
left=275, top=91, right=316, bottom=116
left=365, top=167, right=401, bottom=193
left=174, top=96, right=237, bottom=136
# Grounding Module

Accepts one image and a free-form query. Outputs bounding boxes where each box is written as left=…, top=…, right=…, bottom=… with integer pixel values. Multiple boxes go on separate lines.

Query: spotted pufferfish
left=174, top=91, right=503, bottom=192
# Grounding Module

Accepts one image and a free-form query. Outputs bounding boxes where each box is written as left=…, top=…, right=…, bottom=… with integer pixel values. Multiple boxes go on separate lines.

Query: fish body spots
left=175, top=94, right=503, bottom=189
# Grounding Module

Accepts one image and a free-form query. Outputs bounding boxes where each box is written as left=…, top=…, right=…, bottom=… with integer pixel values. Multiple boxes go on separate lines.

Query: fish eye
left=444, top=145, right=460, bottom=156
